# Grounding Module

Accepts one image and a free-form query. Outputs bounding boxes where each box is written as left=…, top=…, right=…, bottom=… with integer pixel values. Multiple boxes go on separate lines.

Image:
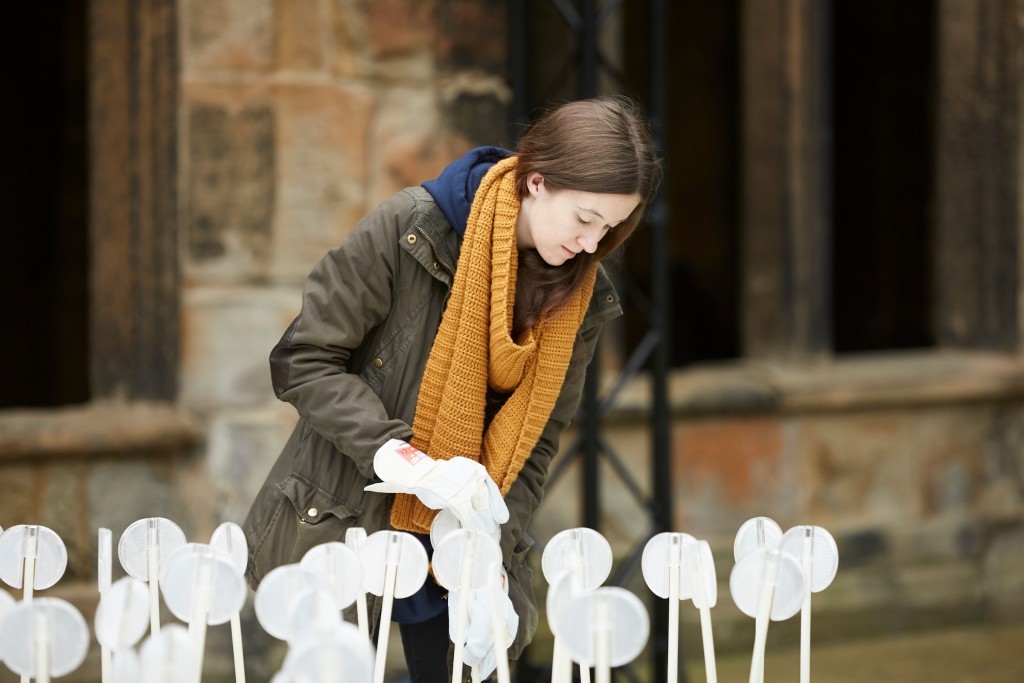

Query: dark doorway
left=624, top=0, right=741, bottom=368
left=0, top=1, right=90, bottom=407
left=832, top=0, right=935, bottom=352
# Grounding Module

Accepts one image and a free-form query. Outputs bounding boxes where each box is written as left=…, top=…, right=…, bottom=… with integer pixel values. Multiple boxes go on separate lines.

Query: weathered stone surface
left=271, top=83, right=375, bottom=283
left=180, top=287, right=300, bottom=410
left=183, top=0, right=274, bottom=71
left=361, top=0, right=437, bottom=59
left=435, top=0, right=507, bottom=71
left=206, top=404, right=298, bottom=524
left=330, top=0, right=369, bottom=76
left=276, top=0, right=326, bottom=70
left=184, top=91, right=276, bottom=283
left=369, top=86, right=469, bottom=205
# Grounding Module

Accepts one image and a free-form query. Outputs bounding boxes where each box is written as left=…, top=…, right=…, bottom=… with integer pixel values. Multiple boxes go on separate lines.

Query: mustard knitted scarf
left=390, top=156, right=597, bottom=534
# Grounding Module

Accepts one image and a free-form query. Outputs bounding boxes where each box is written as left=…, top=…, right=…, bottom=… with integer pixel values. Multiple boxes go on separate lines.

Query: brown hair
left=512, top=96, right=662, bottom=338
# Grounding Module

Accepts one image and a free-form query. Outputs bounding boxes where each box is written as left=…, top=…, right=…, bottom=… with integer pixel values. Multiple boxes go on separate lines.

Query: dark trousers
left=399, top=609, right=452, bottom=683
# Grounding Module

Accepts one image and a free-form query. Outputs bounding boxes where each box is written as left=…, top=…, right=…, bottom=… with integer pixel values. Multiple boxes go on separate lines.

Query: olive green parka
left=242, top=185, right=623, bottom=661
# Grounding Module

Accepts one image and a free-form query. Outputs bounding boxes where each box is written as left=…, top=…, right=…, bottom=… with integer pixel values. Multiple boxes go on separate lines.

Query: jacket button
left=307, top=508, right=319, bottom=518
left=407, top=234, right=417, bottom=244
left=432, top=261, right=439, bottom=270
left=373, top=358, right=384, bottom=368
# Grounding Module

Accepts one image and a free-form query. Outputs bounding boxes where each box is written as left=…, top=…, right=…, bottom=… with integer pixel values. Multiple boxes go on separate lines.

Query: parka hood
left=421, top=145, right=513, bottom=235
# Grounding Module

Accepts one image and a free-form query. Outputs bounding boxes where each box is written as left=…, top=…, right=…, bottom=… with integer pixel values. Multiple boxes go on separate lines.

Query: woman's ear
left=526, top=171, right=545, bottom=198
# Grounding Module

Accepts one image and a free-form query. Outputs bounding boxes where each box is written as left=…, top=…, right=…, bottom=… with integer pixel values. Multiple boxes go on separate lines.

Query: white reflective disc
left=358, top=531, right=428, bottom=599
left=640, top=532, right=697, bottom=599
left=95, top=577, right=150, bottom=650
left=729, top=548, right=806, bottom=621
left=780, top=525, right=839, bottom=593
left=285, top=587, right=343, bottom=646
left=0, top=597, right=89, bottom=677
left=111, top=648, right=141, bottom=683
left=161, top=548, right=247, bottom=626
left=345, top=527, right=367, bottom=553
left=431, top=530, right=502, bottom=592
left=139, top=623, right=197, bottom=683
left=689, top=540, right=718, bottom=609
left=255, top=564, right=332, bottom=641
left=545, top=571, right=579, bottom=637
left=301, top=542, right=363, bottom=610
left=285, top=625, right=375, bottom=683
left=541, top=528, right=612, bottom=589
left=733, top=516, right=783, bottom=563
left=557, top=587, right=650, bottom=668
left=0, top=525, right=68, bottom=590
left=118, top=517, right=187, bottom=580
left=210, top=522, right=249, bottom=574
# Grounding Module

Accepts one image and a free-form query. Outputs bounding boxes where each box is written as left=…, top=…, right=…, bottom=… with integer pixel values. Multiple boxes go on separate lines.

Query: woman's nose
left=578, top=232, right=600, bottom=253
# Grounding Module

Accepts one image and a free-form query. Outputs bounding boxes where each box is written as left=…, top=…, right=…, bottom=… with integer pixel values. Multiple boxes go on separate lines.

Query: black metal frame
left=509, top=1, right=675, bottom=681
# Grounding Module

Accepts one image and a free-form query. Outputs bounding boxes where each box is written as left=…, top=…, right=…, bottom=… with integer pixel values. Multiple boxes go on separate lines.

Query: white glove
left=448, top=570, right=518, bottom=679
left=364, top=439, right=509, bottom=528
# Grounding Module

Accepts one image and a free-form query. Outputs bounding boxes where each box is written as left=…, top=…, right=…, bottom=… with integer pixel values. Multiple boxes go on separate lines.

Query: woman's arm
left=270, top=191, right=420, bottom=479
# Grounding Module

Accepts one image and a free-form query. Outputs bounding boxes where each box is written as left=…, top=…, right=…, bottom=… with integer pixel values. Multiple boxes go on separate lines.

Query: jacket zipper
left=415, top=225, right=455, bottom=278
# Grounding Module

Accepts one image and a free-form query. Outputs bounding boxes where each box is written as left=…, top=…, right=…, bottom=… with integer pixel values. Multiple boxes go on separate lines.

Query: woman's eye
left=577, top=215, right=591, bottom=225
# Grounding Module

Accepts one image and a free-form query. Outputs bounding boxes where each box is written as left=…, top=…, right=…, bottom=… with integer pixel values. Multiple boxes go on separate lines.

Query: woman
left=243, top=95, right=662, bottom=682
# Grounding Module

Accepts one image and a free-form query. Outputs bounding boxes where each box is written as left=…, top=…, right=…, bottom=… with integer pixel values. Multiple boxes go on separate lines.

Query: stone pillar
left=933, top=0, right=1022, bottom=351
left=740, top=0, right=832, bottom=359
left=88, top=0, right=180, bottom=400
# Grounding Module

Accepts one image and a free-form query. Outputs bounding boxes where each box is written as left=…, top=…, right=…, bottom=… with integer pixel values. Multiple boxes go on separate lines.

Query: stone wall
left=178, top=0, right=511, bottom=530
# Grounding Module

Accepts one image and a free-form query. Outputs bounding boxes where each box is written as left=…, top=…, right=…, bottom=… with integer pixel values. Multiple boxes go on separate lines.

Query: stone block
left=183, top=89, right=276, bottom=284
left=360, top=0, right=437, bottom=60
left=89, top=459, right=200, bottom=558
left=271, top=83, right=375, bottom=284
left=983, top=522, right=1024, bottom=620
left=434, top=0, right=507, bottom=71
left=330, top=0, right=370, bottom=77
left=38, top=462, right=92, bottom=581
left=672, top=415, right=798, bottom=534
left=183, top=0, right=274, bottom=72
left=276, top=0, right=326, bottom=70
left=206, top=404, right=299, bottom=524
left=180, top=286, right=300, bottom=411
left=0, top=463, right=37, bottom=527
left=369, top=86, right=469, bottom=205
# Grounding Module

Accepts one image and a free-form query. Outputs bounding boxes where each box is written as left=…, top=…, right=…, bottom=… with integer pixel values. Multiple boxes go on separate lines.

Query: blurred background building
left=1, top=0, right=1022, bottom=681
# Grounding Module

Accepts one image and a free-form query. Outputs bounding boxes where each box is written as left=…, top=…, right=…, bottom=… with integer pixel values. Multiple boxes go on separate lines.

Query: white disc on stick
left=301, top=542, right=363, bottom=610
left=139, top=624, right=197, bottom=683
left=255, top=564, right=332, bottom=641
left=161, top=546, right=247, bottom=626
left=640, top=532, right=697, bottom=599
left=545, top=571, right=579, bottom=638
left=284, top=587, right=342, bottom=646
left=557, top=587, right=649, bottom=668
left=118, top=517, right=187, bottom=580
left=733, top=516, right=783, bottom=562
left=345, top=527, right=367, bottom=552
left=95, top=577, right=150, bottom=650
left=358, top=531, right=428, bottom=599
left=111, top=649, right=141, bottom=683
left=780, top=525, right=839, bottom=592
left=0, top=525, right=68, bottom=590
left=0, top=597, right=89, bottom=677
left=729, top=548, right=805, bottom=621
left=541, top=528, right=612, bottom=589
left=432, top=529, right=502, bottom=592
left=210, top=522, right=249, bottom=574
left=284, top=625, right=374, bottom=683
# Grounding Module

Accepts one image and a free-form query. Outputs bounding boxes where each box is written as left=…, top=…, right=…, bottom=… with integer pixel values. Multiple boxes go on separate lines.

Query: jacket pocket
left=247, top=473, right=362, bottom=587
left=506, top=534, right=538, bottom=662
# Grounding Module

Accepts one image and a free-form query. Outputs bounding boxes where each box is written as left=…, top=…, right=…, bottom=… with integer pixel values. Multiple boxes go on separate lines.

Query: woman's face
left=516, top=172, right=640, bottom=267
